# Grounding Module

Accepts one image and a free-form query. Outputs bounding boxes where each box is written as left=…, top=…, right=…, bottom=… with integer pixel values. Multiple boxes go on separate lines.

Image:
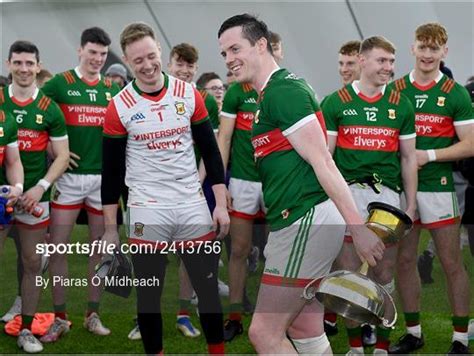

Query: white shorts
left=15, top=201, right=50, bottom=228
left=127, top=201, right=215, bottom=246
left=262, top=199, right=345, bottom=287
left=228, top=178, right=266, bottom=219
left=401, top=191, right=460, bottom=229
left=51, top=173, right=102, bottom=214
left=345, top=184, right=400, bottom=242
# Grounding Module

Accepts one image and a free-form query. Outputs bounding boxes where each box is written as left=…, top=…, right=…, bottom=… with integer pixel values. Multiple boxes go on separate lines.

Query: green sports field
left=0, top=225, right=473, bottom=354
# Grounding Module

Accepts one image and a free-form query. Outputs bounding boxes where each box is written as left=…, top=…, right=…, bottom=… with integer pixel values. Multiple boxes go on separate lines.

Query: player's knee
left=248, top=318, right=272, bottom=350
left=230, top=239, right=252, bottom=260
left=23, top=254, right=41, bottom=274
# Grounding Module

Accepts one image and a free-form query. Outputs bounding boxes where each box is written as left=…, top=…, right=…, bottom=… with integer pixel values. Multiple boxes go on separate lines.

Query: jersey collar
left=260, top=67, right=281, bottom=92
left=409, top=70, right=443, bottom=91
left=351, top=80, right=385, bottom=103
left=75, top=66, right=101, bottom=86
left=8, top=84, right=39, bottom=106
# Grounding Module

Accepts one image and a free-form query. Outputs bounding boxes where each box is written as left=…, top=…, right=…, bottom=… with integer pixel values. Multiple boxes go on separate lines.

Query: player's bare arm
left=416, top=123, right=474, bottom=167
left=216, top=115, right=237, bottom=171
left=21, top=138, right=69, bottom=212
left=399, top=137, right=418, bottom=219
left=286, top=118, right=385, bottom=266
left=4, top=145, right=24, bottom=206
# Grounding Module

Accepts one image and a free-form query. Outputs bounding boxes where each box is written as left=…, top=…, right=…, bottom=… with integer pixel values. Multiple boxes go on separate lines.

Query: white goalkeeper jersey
left=103, top=74, right=209, bottom=208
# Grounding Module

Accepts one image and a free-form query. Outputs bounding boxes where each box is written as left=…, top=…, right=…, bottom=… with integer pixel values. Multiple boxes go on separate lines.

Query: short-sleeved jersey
left=0, top=103, right=19, bottom=186
left=392, top=71, right=474, bottom=192
left=221, top=82, right=259, bottom=182
left=103, top=74, right=209, bottom=208
left=323, top=81, right=416, bottom=192
left=42, top=67, right=120, bottom=175
left=1, top=86, right=67, bottom=201
left=251, top=68, right=328, bottom=231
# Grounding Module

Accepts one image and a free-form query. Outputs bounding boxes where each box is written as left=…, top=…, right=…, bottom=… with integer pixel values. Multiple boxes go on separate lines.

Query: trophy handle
left=380, top=284, right=398, bottom=328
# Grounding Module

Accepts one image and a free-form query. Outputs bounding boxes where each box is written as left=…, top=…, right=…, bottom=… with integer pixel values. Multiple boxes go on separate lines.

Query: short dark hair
left=360, top=36, right=396, bottom=54
left=8, top=40, right=40, bottom=62
left=170, top=43, right=199, bottom=64
left=81, top=27, right=111, bottom=47
left=196, top=72, right=221, bottom=89
left=218, top=14, right=272, bottom=53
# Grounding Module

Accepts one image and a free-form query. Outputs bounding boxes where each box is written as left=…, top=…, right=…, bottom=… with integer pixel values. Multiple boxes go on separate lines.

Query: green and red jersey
left=42, top=67, right=120, bottom=174
left=221, top=82, right=259, bottom=181
left=0, top=103, right=19, bottom=186
left=251, top=68, right=328, bottom=230
left=323, top=81, right=416, bottom=192
left=391, top=71, right=473, bottom=192
left=1, top=85, right=67, bottom=201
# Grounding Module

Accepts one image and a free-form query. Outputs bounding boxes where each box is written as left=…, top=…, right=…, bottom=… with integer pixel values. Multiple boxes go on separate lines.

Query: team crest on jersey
left=105, top=92, right=112, bottom=101
left=441, top=176, right=447, bottom=185
left=437, top=96, right=446, bottom=107
left=388, top=109, right=396, bottom=120
left=254, top=110, right=260, bottom=124
left=0, top=127, right=3, bottom=137
left=36, top=114, right=43, bottom=125
left=175, top=102, right=186, bottom=115
left=281, top=209, right=290, bottom=220
left=134, top=222, right=145, bottom=237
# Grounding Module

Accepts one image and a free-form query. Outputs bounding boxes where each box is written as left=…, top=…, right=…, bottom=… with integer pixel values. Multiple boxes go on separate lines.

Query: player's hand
left=350, top=225, right=385, bottom=267
left=6, top=185, right=22, bottom=206
left=404, top=207, right=416, bottom=222
left=101, top=229, right=120, bottom=251
left=212, top=205, right=230, bottom=240
left=69, top=151, right=81, bottom=170
left=20, top=186, right=44, bottom=213
left=416, top=149, right=429, bottom=169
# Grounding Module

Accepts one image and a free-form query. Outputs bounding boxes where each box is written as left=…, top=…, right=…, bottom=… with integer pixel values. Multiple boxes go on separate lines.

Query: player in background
left=40, top=27, right=120, bottom=342
left=2, top=40, right=69, bottom=353
left=322, top=36, right=417, bottom=355
left=389, top=22, right=473, bottom=355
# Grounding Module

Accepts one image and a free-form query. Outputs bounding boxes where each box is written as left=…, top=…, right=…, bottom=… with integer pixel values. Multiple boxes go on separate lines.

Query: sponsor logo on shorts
left=264, top=267, right=280, bottom=275
left=134, top=222, right=145, bottom=237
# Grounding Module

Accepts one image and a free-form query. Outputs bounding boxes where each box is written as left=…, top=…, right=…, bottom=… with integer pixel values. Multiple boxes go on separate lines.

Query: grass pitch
left=0, top=225, right=473, bottom=354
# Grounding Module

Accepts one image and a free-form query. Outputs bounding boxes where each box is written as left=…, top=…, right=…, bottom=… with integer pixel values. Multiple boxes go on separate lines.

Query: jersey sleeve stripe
left=399, top=133, right=416, bottom=140
left=0, top=111, right=5, bottom=122
left=7, top=141, right=18, bottom=148
left=50, top=134, right=69, bottom=141
left=220, top=111, right=237, bottom=119
left=453, top=119, right=474, bottom=126
left=282, top=113, right=316, bottom=137
left=0, top=89, right=4, bottom=105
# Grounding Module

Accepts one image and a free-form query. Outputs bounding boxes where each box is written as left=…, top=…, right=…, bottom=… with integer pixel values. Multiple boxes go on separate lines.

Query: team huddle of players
left=0, top=13, right=472, bottom=355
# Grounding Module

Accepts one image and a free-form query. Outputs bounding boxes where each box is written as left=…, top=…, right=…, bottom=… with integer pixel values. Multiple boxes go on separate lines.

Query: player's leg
left=431, top=223, right=471, bottom=353
left=83, top=207, right=109, bottom=335
left=250, top=200, right=345, bottom=354
left=176, top=262, right=201, bottom=337
left=131, top=250, right=168, bottom=354
left=17, top=222, right=48, bottom=353
left=225, top=178, right=262, bottom=341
